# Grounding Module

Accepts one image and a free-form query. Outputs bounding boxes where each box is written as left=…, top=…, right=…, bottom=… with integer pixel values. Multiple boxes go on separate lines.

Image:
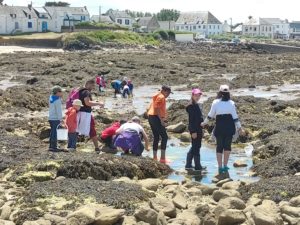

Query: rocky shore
left=0, top=42, right=299, bottom=224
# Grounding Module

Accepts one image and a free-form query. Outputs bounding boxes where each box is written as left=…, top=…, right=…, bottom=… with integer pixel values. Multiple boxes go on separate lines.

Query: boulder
left=251, top=208, right=283, bottom=225
left=281, top=213, right=299, bottom=225
left=233, top=160, right=248, bottom=168
left=222, top=181, right=242, bottom=190
left=163, top=185, right=178, bottom=194
left=138, top=179, right=161, bottom=191
left=0, top=220, right=15, bottom=225
left=0, top=206, right=11, bottom=220
left=212, top=190, right=241, bottom=202
left=186, top=187, right=202, bottom=197
left=257, top=200, right=280, bottom=215
left=167, top=122, right=186, bottom=133
left=198, top=185, right=218, bottom=195
left=134, top=206, right=158, bottom=225
left=23, top=219, right=51, bottom=225
left=280, top=205, right=300, bottom=218
left=246, top=197, right=262, bottom=207
left=43, top=214, right=66, bottom=224
left=218, top=197, right=246, bottom=210
left=122, top=216, right=137, bottom=225
left=113, top=177, right=136, bottom=184
left=172, top=192, right=187, bottom=209
left=67, top=205, right=97, bottom=225
left=149, top=197, right=177, bottom=218
left=218, top=209, right=246, bottom=225
left=290, top=196, right=300, bottom=207
left=162, top=179, right=179, bottom=187
left=172, top=210, right=201, bottom=225
left=156, top=211, right=167, bottom=225
left=94, top=207, right=125, bottom=225
left=180, top=132, right=191, bottom=142
left=216, top=178, right=233, bottom=187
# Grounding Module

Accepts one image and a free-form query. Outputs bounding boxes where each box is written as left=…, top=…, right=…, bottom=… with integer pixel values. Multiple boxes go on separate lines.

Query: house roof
left=176, top=11, right=222, bottom=24
left=290, top=21, right=300, bottom=29
left=44, top=7, right=89, bottom=16
left=0, top=6, right=37, bottom=18
left=34, top=7, right=48, bottom=14
left=91, top=15, right=113, bottom=23
left=137, top=17, right=153, bottom=27
left=259, top=18, right=285, bottom=25
left=243, top=17, right=259, bottom=25
left=109, top=10, right=131, bottom=18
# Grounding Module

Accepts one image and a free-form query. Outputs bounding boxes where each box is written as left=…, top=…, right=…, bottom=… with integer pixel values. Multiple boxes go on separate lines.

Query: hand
left=201, top=122, right=206, bottom=128
left=238, top=128, right=246, bottom=136
left=191, top=133, right=197, bottom=139
left=161, top=119, right=168, bottom=127
left=145, top=144, right=150, bottom=151
left=98, top=102, right=104, bottom=107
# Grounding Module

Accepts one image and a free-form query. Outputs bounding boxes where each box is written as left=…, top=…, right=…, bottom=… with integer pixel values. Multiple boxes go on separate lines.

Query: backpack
left=96, top=76, right=101, bottom=85
left=66, top=88, right=82, bottom=109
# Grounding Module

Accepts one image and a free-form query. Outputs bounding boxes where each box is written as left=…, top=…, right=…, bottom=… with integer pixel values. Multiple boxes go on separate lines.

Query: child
left=122, top=83, right=130, bottom=98
left=96, top=74, right=106, bottom=93
left=128, top=80, right=134, bottom=97
left=185, top=88, right=205, bottom=171
left=65, top=99, right=83, bottom=150
left=48, top=86, right=63, bottom=152
left=100, top=120, right=127, bottom=149
left=111, top=80, right=122, bottom=98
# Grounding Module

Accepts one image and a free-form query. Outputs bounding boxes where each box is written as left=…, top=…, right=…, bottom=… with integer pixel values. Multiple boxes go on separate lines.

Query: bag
left=66, top=88, right=81, bottom=109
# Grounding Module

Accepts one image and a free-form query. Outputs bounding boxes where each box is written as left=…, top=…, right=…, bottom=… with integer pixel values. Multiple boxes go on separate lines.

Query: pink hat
left=192, top=88, right=203, bottom=95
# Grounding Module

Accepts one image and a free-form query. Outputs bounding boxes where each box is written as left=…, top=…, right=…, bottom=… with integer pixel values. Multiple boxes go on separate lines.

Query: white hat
left=72, top=99, right=83, bottom=107
left=219, top=85, right=230, bottom=93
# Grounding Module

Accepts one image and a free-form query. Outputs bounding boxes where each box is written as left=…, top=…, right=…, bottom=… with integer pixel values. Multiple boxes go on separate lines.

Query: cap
left=161, top=85, right=173, bottom=94
left=72, top=99, right=83, bottom=107
left=219, top=85, right=230, bottom=93
left=51, top=85, right=63, bottom=95
left=132, top=116, right=141, bottom=122
left=192, top=88, right=203, bottom=95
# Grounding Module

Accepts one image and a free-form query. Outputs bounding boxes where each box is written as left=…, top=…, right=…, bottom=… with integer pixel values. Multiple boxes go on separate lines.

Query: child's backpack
left=66, top=88, right=81, bottom=109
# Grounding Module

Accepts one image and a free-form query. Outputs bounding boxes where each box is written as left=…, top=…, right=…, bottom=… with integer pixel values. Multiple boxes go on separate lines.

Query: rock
left=26, top=77, right=38, bottom=85
left=233, top=160, right=248, bottom=167
left=0, top=220, right=15, bottom=225
left=23, top=219, right=51, bottom=225
left=0, top=206, right=11, bottom=220
left=66, top=217, right=80, bottom=225
left=122, top=216, right=137, bottom=225
left=218, top=197, right=246, bottom=210
left=251, top=208, right=283, bottom=225
left=281, top=213, right=299, bottom=225
left=290, top=196, right=300, bottom=207
left=172, top=210, right=201, bottom=225
left=172, top=192, right=187, bottom=209
left=222, top=181, right=242, bottom=190
left=44, top=214, right=66, bottom=224
left=218, top=209, right=246, bottom=225
left=180, top=132, right=190, bottom=142
left=16, top=171, right=55, bottom=186
left=149, top=197, right=177, bottom=218
left=156, top=211, right=167, bottom=225
left=67, top=205, right=96, bottom=225
left=38, top=126, right=51, bottom=140
left=162, top=179, right=179, bottom=187
left=113, top=177, right=136, bottom=184
left=94, top=207, right=125, bottom=225
left=167, top=122, right=186, bottom=133
left=198, top=185, right=218, bottom=195
left=100, top=146, right=118, bottom=154
left=280, top=205, right=300, bottom=218
left=257, top=200, right=280, bottom=215
left=216, top=178, right=233, bottom=187
left=212, top=190, right=241, bottom=202
left=163, top=185, right=178, bottom=194
left=186, top=187, right=202, bottom=197
left=247, top=197, right=262, bottom=207
left=138, top=179, right=161, bottom=191
left=134, top=206, right=158, bottom=225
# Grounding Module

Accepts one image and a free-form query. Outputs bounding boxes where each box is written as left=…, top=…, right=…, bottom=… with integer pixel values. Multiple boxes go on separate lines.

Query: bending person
left=202, top=85, right=245, bottom=174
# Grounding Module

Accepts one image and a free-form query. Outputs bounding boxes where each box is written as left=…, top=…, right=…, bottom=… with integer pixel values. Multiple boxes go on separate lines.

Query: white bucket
left=244, top=144, right=254, bottom=157
left=57, top=125, right=68, bottom=141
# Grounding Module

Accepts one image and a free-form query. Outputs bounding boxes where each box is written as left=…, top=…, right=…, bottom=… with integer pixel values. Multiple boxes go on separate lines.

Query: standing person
left=96, top=74, right=106, bottom=93
left=48, top=86, right=63, bottom=152
left=111, top=80, right=122, bottom=98
left=100, top=120, right=127, bottom=149
left=147, top=85, right=172, bottom=163
left=185, top=88, right=205, bottom=171
left=64, top=99, right=83, bottom=151
left=202, top=85, right=245, bottom=174
left=77, top=79, right=104, bottom=153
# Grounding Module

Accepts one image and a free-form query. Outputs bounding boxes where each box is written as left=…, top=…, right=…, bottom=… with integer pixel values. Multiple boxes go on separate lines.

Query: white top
left=119, top=122, right=144, bottom=133
left=123, top=85, right=129, bottom=90
left=207, top=99, right=239, bottom=120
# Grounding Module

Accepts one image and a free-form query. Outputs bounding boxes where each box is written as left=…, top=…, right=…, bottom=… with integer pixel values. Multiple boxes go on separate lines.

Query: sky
left=4, top=0, right=300, bottom=23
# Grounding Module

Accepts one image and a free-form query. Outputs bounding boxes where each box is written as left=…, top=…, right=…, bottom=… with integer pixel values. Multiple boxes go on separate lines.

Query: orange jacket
left=147, top=92, right=167, bottom=119
left=65, top=107, right=78, bottom=133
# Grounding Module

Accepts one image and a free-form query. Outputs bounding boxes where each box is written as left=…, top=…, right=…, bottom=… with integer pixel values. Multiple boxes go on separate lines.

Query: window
left=198, top=25, right=201, bottom=29
left=176, top=26, right=180, bottom=30
left=193, top=25, right=196, bottom=30
left=81, top=16, right=86, bottom=21
left=203, top=25, right=206, bottom=29
left=262, top=26, right=264, bottom=31
left=209, top=25, right=211, bottom=29
left=117, top=19, right=122, bottom=24
left=28, top=22, right=32, bottom=28
left=218, top=25, right=220, bottom=29
left=254, top=27, right=257, bottom=31
left=245, top=27, right=248, bottom=32
left=276, top=25, right=279, bottom=28
left=213, top=25, right=215, bottom=29
left=269, top=27, right=272, bottom=31
left=125, top=19, right=130, bottom=25
left=185, top=25, right=188, bottom=30
left=28, top=15, right=31, bottom=19
left=181, top=25, right=184, bottom=29
left=250, top=26, right=252, bottom=31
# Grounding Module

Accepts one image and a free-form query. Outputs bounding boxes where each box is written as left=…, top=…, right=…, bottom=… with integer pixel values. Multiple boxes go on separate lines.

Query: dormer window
left=29, top=15, right=31, bottom=19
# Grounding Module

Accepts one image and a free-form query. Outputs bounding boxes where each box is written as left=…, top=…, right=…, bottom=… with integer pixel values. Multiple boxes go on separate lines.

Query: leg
left=216, top=135, right=225, bottom=173
left=185, top=147, right=193, bottom=169
left=223, top=136, right=233, bottom=171
left=68, top=133, right=77, bottom=149
left=158, top=124, right=168, bottom=162
left=192, top=132, right=202, bottom=170
left=49, top=120, right=60, bottom=150
left=90, top=116, right=99, bottom=151
left=148, top=116, right=160, bottom=160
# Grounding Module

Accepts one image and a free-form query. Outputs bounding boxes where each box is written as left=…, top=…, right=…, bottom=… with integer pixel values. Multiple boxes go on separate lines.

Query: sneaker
left=218, top=168, right=224, bottom=174
left=48, top=148, right=59, bottom=152
left=223, top=166, right=230, bottom=172
left=185, top=166, right=194, bottom=171
left=159, top=159, right=170, bottom=164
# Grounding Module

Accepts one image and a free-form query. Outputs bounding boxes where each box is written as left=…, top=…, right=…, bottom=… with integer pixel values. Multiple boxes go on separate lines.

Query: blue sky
left=4, top=0, right=300, bottom=23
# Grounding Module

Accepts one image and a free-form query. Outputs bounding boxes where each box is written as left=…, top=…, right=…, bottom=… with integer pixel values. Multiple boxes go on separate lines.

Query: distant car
left=231, top=38, right=241, bottom=45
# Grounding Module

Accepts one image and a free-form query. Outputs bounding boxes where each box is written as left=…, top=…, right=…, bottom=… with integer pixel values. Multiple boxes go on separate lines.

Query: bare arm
left=115, top=127, right=123, bottom=135
left=84, top=97, right=104, bottom=107
left=142, top=130, right=149, bottom=151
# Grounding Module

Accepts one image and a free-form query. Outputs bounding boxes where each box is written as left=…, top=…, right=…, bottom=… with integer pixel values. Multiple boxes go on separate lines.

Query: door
left=15, top=22, right=19, bottom=29
left=42, top=21, right=48, bottom=32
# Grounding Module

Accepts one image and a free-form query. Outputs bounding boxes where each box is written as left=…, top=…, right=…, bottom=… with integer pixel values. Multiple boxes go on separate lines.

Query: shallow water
left=0, top=79, right=21, bottom=91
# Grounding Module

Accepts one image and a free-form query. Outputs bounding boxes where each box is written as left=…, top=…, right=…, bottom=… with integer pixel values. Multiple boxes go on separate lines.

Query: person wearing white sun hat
left=202, top=85, right=245, bottom=174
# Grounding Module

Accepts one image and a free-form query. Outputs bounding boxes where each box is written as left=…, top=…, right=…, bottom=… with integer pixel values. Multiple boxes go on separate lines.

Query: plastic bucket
left=244, top=144, right=254, bottom=157
left=57, top=125, right=68, bottom=141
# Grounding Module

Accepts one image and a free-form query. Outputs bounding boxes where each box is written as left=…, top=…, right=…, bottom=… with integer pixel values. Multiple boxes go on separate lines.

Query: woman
left=114, top=116, right=149, bottom=156
left=185, top=88, right=205, bottom=171
left=202, top=85, right=245, bottom=174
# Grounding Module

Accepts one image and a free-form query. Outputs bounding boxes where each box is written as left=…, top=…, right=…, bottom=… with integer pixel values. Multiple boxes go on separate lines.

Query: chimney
left=84, top=6, right=87, bottom=10
left=28, top=1, right=32, bottom=10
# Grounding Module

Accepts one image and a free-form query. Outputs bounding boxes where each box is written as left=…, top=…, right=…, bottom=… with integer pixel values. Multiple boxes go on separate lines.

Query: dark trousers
left=68, top=132, right=78, bottom=149
left=186, top=132, right=202, bottom=170
left=123, top=89, right=130, bottom=98
left=148, top=115, right=168, bottom=151
left=216, top=135, right=232, bottom=153
left=101, top=136, right=113, bottom=147
left=49, top=120, right=60, bottom=150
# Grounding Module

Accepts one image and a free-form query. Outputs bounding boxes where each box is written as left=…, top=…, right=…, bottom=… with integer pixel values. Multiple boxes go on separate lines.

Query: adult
left=100, top=120, right=127, bottom=149
left=147, top=85, right=172, bottom=163
left=48, top=86, right=63, bottom=152
left=114, top=116, right=149, bottom=156
left=111, top=80, right=122, bottom=98
left=202, top=85, right=245, bottom=174
left=77, top=79, right=104, bottom=153
left=185, top=88, right=205, bottom=171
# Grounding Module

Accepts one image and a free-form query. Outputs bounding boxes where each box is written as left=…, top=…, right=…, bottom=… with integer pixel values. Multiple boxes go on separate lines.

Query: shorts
left=90, top=116, right=97, bottom=138
left=216, top=135, right=232, bottom=153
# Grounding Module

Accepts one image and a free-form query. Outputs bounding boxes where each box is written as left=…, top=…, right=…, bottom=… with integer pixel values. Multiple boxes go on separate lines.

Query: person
left=77, top=79, right=104, bottom=153
left=100, top=120, right=127, bottom=149
left=202, top=85, right=245, bottom=174
left=185, top=88, right=205, bottom=171
left=147, top=85, right=172, bottom=163
left=111, top=80, right=122, bottom=98
left=122, top=83, right=130, bottom=98
left=64, top=99, right=83, bottom=151
left=48, top=86, right=63, bottom=152
left=128, top=80, right=134, bottom=97
left=96, top=74, right=106, bottom=93
left=114, top=116, right=149, bottom=156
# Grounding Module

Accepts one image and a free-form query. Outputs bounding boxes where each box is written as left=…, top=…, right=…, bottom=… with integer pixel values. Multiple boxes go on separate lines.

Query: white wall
left=175, top=23, right=223, bottom=36
left=115, top=17, right=133, bottom=27
left=175, top=33, right=194, bottom=42
left=242, top=25, right=260, bottom=37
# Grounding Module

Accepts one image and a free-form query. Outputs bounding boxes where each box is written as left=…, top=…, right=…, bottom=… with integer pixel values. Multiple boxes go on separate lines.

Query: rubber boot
left=194, top=155, right=202, bottom=171
left=185, top=150, right=193, bottom=169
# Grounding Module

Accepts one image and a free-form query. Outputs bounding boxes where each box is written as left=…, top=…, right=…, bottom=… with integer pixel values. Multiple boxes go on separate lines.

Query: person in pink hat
left=185, top=88, right=206, bottom=172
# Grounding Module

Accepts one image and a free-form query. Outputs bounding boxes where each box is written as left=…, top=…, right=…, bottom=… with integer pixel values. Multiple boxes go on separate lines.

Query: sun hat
left=51, top=85, right=63, bottom=95
left=219, top=85, right=230, bottom=93
left=72, top=99, right=83, bottom=107
left=192, top=88, right=203, bottom=95
left=161, top=85, right=173, bottom=94
left=132, top=116, right=141, bottom=123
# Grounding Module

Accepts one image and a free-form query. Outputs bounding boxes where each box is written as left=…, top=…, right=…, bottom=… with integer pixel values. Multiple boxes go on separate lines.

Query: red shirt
left=65, top=107, right=78, bottom=133
left=101, top=122, right=121, bottom=139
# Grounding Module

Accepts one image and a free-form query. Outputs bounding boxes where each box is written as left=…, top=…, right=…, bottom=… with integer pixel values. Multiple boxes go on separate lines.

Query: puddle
left=0, top=79, right=21, bottom=90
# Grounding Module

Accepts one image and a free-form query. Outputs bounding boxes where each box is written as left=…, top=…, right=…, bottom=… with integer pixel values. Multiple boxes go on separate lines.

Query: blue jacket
left=49, top=95, right=63, bottom=121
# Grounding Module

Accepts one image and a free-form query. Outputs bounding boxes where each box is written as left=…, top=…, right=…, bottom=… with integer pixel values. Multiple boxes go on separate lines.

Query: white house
left=259, top=18, right=289, bottom=39
left=91, top=15, right=113, bottom=24
left=158, top=21, right=175, bottom=30
left=242, top=17, right=260, bottom=37
left=175, top=11, right=223, bottom=37
left=290, top=21, right=300, bottom=39
left=33, top=7, right=51, bottom=32
left=107, top=10, right=133, bottom=28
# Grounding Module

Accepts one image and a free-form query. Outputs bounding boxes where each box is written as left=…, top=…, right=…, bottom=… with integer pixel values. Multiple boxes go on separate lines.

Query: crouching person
left=114, top=116, right=149, bottom=156
left=100, top=120, right=127, bottom=149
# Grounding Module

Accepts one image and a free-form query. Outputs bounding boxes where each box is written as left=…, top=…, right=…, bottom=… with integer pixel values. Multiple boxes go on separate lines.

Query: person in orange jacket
left=65, top=99, right=83, bottom=150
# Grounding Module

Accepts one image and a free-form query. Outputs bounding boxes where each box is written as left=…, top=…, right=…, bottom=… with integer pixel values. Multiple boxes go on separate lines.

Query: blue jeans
left=49, top=120, right=60, bottom=149
left=68, top=133, right=78, bottom=149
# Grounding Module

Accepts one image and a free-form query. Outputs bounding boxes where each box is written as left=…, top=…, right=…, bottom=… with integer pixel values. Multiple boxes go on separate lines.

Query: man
left=111, top=80, right=122, bottom=98
left=100, top=120, right=127, bottom=149
left=147, top=85, right=172, bottom=163
left=77, top=79, right=104, bottom=153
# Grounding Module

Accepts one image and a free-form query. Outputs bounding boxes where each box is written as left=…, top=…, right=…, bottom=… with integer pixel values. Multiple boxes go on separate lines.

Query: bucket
left=57, top=124, right=68, bottom=141
left=244, top=144, right=254, bottom=157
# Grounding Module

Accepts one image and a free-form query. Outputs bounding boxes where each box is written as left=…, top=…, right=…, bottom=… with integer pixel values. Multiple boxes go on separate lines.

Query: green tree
left=0, top=0, right=4, bottom=5
left=156, top=9, right=180, bottom=21
left=145, top=12, right=152, bottom=17
left=45, top=1, right=70, bottom=7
